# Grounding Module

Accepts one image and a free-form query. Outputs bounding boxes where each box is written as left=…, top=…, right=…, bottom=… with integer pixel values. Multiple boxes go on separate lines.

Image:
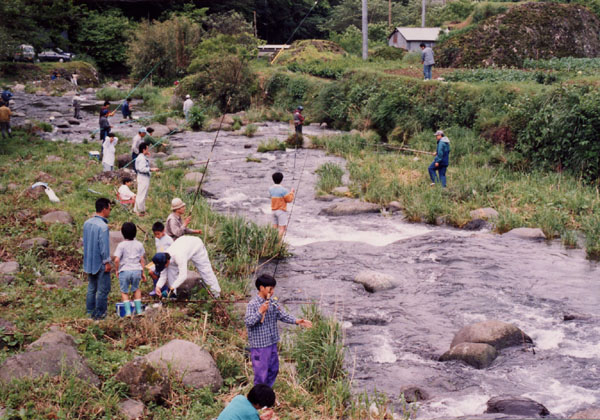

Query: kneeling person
left=217, top=384, right=276, bottom=420
left=152, top=235, right=221, bottom=298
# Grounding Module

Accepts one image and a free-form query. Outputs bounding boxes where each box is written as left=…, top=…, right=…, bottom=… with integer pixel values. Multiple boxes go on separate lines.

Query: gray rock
left=46, top=272, right=84, bottom=289
left=315, top=194, right=335, bottom=202
left=147, top=123, right=170, bottom=138
left=28, top=329, right=77, bottom=350
left=0, top=262, right=19, bottom=275
left=388, top=201, right=402, bottom=212
left=563, top=312, right=594, bottom=321
left=185, top=187, right=215, bottom=198
left=68, top=118, right=81, bottom=125
left=117, top=154, right=133, bottom=169
left=13, top=83, right=25, bottom=92
left=469, top=207, right=499, bottom=220
left=7, top=183, right=18, bottom=191
left=399, top=386, right=430, bottom=403
left=46, top=155, right=63, bottom=163
left=115, top=357, right=169, bottom=403
left=110, top=231, right=125, bottom=256
left=503, top=228, right=546, bottom=240
left=451, top=320, right=533, bottom=350
left=320, top=201, right=380, bottom=216
left=184, top=172, right=204, bottom=183
left=463, top=219, right=489, bottom=231
left=439, top=342, right=498, bottom=369
left=20, top=238, right=49, bottom=250
left=0, top=344, right=99, bottom=385
left=570, top=407, right=600, bottom=419
left=153, top=152, right=168, bottom=159
left=320, top=122, right=329, bottom=129
left=53, top=119, right=70, bottom=128
left=144, top=339, right=222, bottom=391
left=119, top=399, right=145, bottom=420
left=41, top=211, right=73, bottom=225
left=25, top=185, right=45, bottom=200
left=0, top=319, right=16, bottom=334
left=354, top=270, right=394, bottom=293
left=332, top=186, right=349, bottom=195
left=485, top=396, right=550, bottom=417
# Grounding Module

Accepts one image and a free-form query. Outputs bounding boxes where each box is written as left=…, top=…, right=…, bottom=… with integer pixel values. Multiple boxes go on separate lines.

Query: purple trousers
left=250, top=343, right=279, bottom=388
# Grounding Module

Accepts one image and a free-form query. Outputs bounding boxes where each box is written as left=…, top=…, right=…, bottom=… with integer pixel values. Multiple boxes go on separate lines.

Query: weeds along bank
left=0, top=132, right=358, bottom=419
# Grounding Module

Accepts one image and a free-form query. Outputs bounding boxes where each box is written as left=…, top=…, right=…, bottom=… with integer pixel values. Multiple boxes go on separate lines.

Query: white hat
left=186, top=94, right=191, bottom=99
left=171, top=197, right=186, bottom=211
left=138, top=127, right=147, bottom=134
left=435, top=130, right=444, bottom=136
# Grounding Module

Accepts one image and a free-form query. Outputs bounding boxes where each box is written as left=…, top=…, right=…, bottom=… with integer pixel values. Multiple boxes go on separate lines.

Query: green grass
left=315, top=162, right=344, bottom=194
left=243, top=124, right=258, bottom=137
left=0, top=129, right=365, bottom=419
left=257, top=138, right=286, bottom=153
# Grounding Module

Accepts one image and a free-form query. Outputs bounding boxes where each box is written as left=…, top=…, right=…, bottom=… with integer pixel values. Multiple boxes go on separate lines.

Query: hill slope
left=437, top=2, right=600, bottom=68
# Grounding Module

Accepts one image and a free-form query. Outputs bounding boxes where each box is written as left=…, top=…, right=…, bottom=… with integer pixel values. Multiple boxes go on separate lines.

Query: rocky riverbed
left=10, top=90, right=600, bottom=419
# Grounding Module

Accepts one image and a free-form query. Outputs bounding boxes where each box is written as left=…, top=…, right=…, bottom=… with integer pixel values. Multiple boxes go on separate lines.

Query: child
left=148, top=221, right=173, bottom=296
left=244, top=274, right=312, bottom=387
left=113, top=222, right=146, bottom=316
left=102, top=132, right=118, bottom=172
left=118, top=176, right=136, bottom=206
left=121, top=97, right=132, bottom=121
left=217, top=384, right=276, bottom=420
left=0, top=101, right=11, bottom=140
left=269, top=172, right=294, bottom=238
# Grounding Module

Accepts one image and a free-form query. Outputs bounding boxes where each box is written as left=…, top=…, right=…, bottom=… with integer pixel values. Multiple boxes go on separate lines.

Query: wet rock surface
left=450, top=320, right=533, bottom=350
left=503, top=227, right=546, bottom=240
left=354, top=270, right=395, bottom=293
left=485, top=396, right=550, bottom=418
left=439, top=342, right=498, bottom=369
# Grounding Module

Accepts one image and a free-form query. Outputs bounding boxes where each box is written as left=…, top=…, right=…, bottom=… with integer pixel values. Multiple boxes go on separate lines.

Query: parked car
left=38, top=48, right=75, bottom=62
left=14, top=44, right=35, bottom=62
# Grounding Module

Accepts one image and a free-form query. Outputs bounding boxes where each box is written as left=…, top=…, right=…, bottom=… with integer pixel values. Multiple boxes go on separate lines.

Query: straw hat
left=171, top=198, right=186, bottom=211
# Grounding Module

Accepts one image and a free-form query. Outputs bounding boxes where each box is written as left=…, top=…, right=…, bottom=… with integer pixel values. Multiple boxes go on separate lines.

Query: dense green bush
left=187, top=105, right=208, bottom=130
left=370, top=46, right=405, bottom=61
left=472, top=2, right=508, bottom=23
left=445, top=68, right=558, bottom=84
left=523, top=57, right=600, bottom=72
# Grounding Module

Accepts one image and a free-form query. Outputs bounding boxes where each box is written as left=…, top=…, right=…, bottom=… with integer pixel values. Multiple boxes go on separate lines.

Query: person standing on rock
left=245, top=274, right=312, bottom=388
left=420, top=43, right=435, bottom=81
left=130, top=127, right=147, bottom=168
left=293, top=105, right=304, bottom=135
left=0, top=101, right=12, bottom=140
left=134, top=142, right=157, bottom=216
left=101, top=132, right=118, bottom=172
left=121, top=97, right=133, bottom=121
left=99, top=109, right=111, bottom=143
left=183, top=94, right=194, bottom=121
left=428, top=130, right=450, bottom=188
left=151, top=235, right=221, bottom=298
left=72, top=94, right=82, bottom=119
left=165, top=198, right=202, bottom=240
left=83, top=198, right=112, bottom=320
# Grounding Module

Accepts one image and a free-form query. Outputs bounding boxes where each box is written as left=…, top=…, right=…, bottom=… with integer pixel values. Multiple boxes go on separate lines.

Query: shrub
left=257, top=138, right=286, bottom=152
left=95, top=87, right=126, bottom=101
left=370, top=46, right=405, bottom=61
left=188, top=105, right=207, bottom=131
left=243, top=124, right=257, bottom=137
left=316, top=162, right=344, bottom=193
left=472, top=2, right=508, bottom=23
left=286, top=133, right=304, bottom=148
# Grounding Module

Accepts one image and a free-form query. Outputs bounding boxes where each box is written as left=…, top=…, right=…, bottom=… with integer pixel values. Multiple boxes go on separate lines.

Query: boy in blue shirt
left=428, top=130, right=450, bottom=188
left=217, top=384, right=276, bottom=420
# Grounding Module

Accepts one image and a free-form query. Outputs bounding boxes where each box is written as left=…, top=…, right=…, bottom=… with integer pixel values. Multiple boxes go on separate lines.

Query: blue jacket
left=434, top=137, right=450, bottom=166
left=1, top=90, right=12, bottom=103
left=121, top=101, right=130, bottom=116
left=82, top=215, right=110, bottom=275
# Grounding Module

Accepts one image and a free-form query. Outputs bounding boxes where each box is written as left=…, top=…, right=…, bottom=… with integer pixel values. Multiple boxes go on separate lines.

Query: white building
left=388, top=27, right=443, bottom=52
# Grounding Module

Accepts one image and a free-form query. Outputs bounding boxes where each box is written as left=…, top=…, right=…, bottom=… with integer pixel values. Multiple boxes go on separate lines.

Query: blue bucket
left=115, top=301, right=138, bottom=317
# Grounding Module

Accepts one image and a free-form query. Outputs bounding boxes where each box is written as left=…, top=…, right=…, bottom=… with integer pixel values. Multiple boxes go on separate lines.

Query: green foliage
left=188, top=105, right=208, bottom=131
left=370, top=46, right=406, bottom=61
left=96, top=87, right=126, bottom=101
left=584, top=214, right=600, bottom=259
left=243, top=124, right=258, bottom=137
left=472, top=2, right=508, bottom=23
left=257, top=138, right=286, bottom=152
left=427, top=0, right=475, bottom=25
left=127, top=16, right=203, bottom=85
left=445, top=68, right=557, bottom=83
left=523, top=57, right=600, bottom=72
left=316, top=162, right=344, bottom=194
left=328, top=24, right=388, bottom=57
left=74, top=9, right=131, bottom=73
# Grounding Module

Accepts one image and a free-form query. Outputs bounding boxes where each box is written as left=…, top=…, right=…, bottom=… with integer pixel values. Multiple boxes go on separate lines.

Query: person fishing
left=428, top=130, right=450, bottom=188
left=293, top=105, right=304, bottom=135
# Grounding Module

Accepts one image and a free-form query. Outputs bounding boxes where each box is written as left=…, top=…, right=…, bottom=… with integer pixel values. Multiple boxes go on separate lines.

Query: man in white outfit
left=152, top=235, right=221, bottom=298
left=134, top=142, right=157, bottom=216
left=183, top=94, right=194, bottom=121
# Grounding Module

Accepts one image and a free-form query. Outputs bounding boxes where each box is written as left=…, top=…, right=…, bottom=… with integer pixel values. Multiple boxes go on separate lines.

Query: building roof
left=390, top=27, right=442, bottom=41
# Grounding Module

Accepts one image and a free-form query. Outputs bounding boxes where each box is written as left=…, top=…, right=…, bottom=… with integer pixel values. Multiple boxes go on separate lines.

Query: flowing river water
left=12, top=92, right=600, bottom=419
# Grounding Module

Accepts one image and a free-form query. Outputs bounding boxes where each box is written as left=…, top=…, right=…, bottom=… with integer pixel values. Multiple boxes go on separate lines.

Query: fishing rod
left=271, top=1, right=320, bottom=65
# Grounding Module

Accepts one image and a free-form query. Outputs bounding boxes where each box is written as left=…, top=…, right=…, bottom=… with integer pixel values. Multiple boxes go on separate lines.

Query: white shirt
left=131, top=134, right=144, bottom=154
left=102, top=137, right=118, bottom=166
left=118, top=184, right=135, bottom=201
left=113, top=239, right=145, bottom=272
left=135, top=154, right=150, bottom=175
left=155, top=234, right=173, bottom=253
left=156, top=236, right=210, bottom=290
left=183, top=99, right=194, bottom=114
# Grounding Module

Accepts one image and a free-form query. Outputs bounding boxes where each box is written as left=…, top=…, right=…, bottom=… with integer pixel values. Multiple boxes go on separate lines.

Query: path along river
left=11, top=92, right=600, bottom=418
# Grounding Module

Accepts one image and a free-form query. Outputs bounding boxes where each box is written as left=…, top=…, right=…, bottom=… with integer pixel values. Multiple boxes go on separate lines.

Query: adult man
left=428, top=130, right=450, bottom=188
left=83, top=198, right=112, bottom=320
left=0, top=101, right=11, bottom=139
left=165, top=198, right=202, bottom=240
left=131, top=127, right=147, bottom=166
left=152, top=235, right=221, bottom=298
left=72, top=94, right=82, bottom=119
left=420, top=43, right=435, bottom=81
left=134, top=142, right=158, bottom=216
left=99, top=109, right=111, bottom=143
left=121, top=98, right=133, bottom=120
left=293, top=106, right=304, bottom=135
left=183, top=94, right=194, bottom=121
left=1, top=87, right=13, bottom=108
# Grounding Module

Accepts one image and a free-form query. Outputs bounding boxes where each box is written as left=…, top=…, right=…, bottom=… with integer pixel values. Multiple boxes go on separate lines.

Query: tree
left=74, top=9, right=131, bottom=73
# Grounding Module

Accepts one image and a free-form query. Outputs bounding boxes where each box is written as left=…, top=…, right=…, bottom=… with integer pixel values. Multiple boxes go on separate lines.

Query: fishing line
left=270, top=0, right=319, bottom=65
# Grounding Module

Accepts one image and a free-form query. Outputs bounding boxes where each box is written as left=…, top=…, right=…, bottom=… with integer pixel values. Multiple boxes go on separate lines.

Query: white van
left=14, top=45, right=35, bottom=62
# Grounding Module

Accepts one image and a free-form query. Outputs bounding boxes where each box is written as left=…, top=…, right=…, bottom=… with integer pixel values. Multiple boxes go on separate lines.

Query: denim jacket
left=83, top=215, right=110, bottom=274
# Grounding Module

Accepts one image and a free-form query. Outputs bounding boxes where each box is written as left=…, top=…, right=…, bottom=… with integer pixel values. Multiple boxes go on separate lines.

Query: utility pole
left=362, top=0, right=368, bottom=60
left=253, top=11, right=258, bottom=38
left=421, top=0, right=426, bottom=27
left=389, top=0, right=392, bottom=27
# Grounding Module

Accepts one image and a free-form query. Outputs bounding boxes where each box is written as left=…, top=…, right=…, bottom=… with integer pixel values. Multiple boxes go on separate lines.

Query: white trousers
left=134, top=174, right=150, bottom=213
left=190, top=246, right=221, bottom=296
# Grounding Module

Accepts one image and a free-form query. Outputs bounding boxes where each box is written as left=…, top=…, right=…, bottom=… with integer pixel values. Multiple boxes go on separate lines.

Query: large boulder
left=0, top=262, right=19, bottom=275
left=117, top=153, right=133, bottom=169
left=439, top=342, right=498, bottom=369
left=115, top=357, right=169, bottom=403
left=399, top=386, right=430, bottom=403
left=469, top=207, right=498, bottom=220
left=320, top=201, right=380, bottom=216
left=503, top=228, right=546, bottom=240
left=41, top=211, right=73, bottom=225
left=119, top=399, right=145, bottom=420
left=485, top=396, right=550, bottom=418
left=20, top=237, right=49, bottom=250
left=0, top=329, right=99, bottom=385
left=144, top=339, right=222, bottom=391
left=451, top=320, right=533, bottom=350
left=570, top=407, right=600, bottom=419
left=147, top=123, right=170, bottom=138
left=110, top=231, right=125, bottom=256
left=353, top=271, right=395, bottom=293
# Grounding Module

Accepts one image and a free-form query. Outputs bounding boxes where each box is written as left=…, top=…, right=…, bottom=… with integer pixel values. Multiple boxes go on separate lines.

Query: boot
left=134, top=299, right=143, bottom=315
left=123, top=300, right=131, bottom=317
